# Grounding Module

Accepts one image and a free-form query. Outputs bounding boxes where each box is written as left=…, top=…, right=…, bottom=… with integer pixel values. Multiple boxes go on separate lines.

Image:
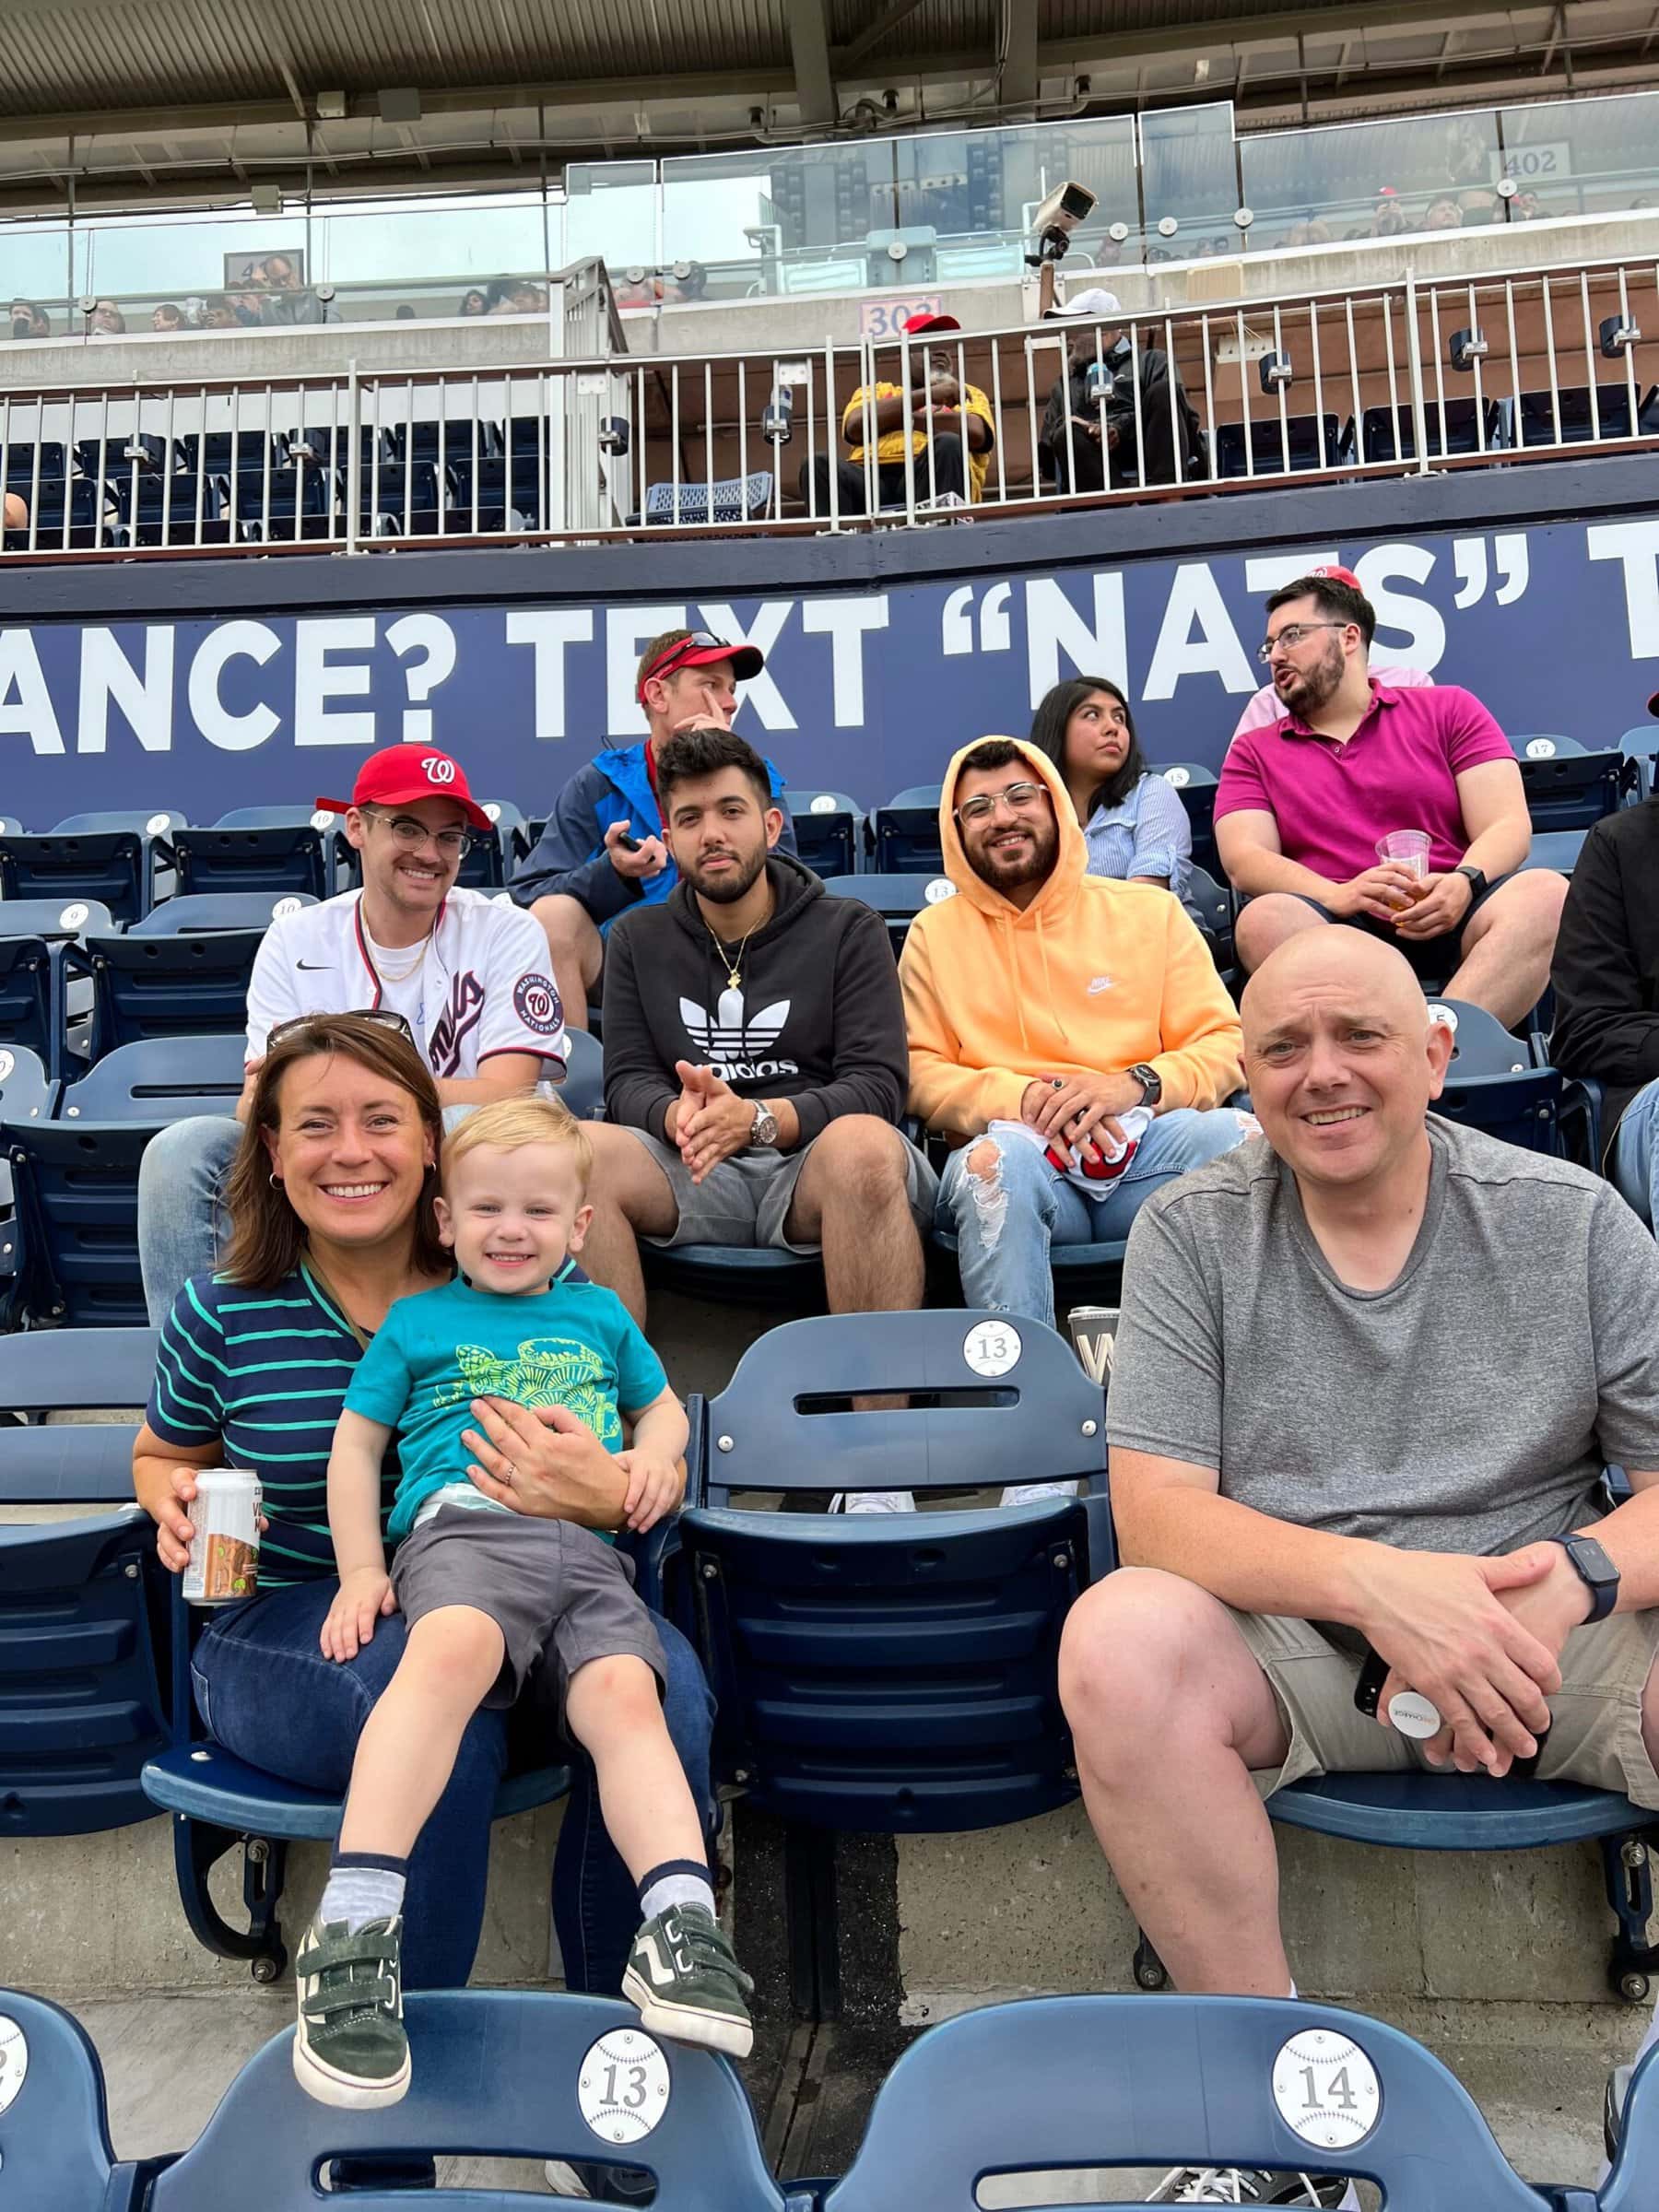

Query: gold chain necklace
left=708, top=921, right=757, bottom=993
left=366, top=931, right=432, bottom=984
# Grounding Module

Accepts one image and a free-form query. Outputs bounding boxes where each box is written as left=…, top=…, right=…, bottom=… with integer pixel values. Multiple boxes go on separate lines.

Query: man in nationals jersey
left=138, top=745, right=567, bottom=1320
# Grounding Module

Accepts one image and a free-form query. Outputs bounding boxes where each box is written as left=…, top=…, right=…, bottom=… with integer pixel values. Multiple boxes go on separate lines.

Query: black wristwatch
left=1453, top=864, right=1487, bottom=904
left=1128, top=1063, right=1162, bottom=1110
left=1551, top=1533, right=1620, bottom=1623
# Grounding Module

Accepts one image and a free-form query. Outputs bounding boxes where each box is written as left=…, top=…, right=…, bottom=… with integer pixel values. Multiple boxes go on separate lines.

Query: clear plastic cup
left=1374, top=830, right=1431, bottom=878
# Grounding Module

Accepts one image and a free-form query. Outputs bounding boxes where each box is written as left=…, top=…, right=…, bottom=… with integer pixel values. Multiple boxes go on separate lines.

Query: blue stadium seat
left=172, top=813, right=341, bottom=900
left=3, top=476, right=120, bottom=550
left=445, top=798, right=528, bottom=888
left=143, top=1575, right=571, bottom=1979
left=560, top=1025, right=604, bottom=1119
left=135, top=1990, right=785, bottom=2210
left=1361, top=397, right=1505, bottom=461
left=1214, top=412, right=1350, bottom=477
left=0, top=896, right=117, bottom=1082
left=359, top=457, right=457, bottom=537
left=0, top=1989, right=134, bottom=2212
left=128, top=890, right=317, bottom=934
left=1267, top=1773, right=1659, bottom=2002
left=866, top=784, right=943, bottom=875
left=110, top=469, right=229, bottom=547
left=1429, top=997, right=1565, bottom=1156
left=1, top=439, right=67, bottom=484
left=74, top=431, right=168, bottom=479
left=0, top=1327, right=171, bottom=1836
left=6, top=1035, right=244, bottom=1325
left=1508, top=735, right=1628, bottom=832
left=643, top=473, right=773, bottom=524
left=284, top=421, right=394, bottom=470
left=820, top=870, right=954, bottom=955
left=0, top=815, right=20, bottom=835
left=173, top=430, right=288, bottom=475
left=789, top=790, right=862, bottom=878
left=1155, top=761, right=1220, bottom=877
left=80, top=922, right=266, bottom=1059
left=1182, top=860, right=1236, bottom=971
left=677, top=1310, right=1111, bottom=1830
left=1519, top=828, right=1587, bottom=875
left=225, top=464, right=340, bottom=540
left=0, top=814, right=180, bottom=925
left=931, top=1221, right=1130, bottom=1302
left=643, top=1238, right=823, bottom=1303
left=1512, top=382, right=1659, bottom=447
left=823, top=1992, right=1591, bottom=2212
left=0, top=1042, right=53, bottom=1318
left=393, top=418, right=503, bottom=465
left=1617, top=726, right=1653, bottom=802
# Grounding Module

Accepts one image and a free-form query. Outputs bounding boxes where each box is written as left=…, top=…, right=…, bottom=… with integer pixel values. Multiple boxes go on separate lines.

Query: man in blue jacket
left=512, top=627, right=795, bottom=1031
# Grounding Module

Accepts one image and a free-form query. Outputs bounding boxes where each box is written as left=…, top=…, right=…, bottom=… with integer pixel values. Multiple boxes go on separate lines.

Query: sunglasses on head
left=640, top=630, right=733, bottom=688
left=267, top=1009, right=417, bottom=1049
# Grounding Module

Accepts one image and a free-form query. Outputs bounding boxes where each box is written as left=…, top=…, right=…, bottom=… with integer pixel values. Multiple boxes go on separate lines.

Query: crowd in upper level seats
left=116, top=563, right=1659, bottom=2183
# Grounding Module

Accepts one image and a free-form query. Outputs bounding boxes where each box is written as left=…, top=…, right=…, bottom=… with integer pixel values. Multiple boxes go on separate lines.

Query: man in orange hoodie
left=900, top=736, right=1253, bottom=1328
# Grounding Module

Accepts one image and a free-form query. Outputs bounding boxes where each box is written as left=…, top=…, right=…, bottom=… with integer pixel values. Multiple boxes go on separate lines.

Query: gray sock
left=320, top=1860, right=406, bottom=1934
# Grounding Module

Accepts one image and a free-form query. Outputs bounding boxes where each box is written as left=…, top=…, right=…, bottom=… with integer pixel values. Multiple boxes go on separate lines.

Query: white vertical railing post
left=1404, top=274, right=1432, bottom=476
left=345, top=359, right=361, bottom=553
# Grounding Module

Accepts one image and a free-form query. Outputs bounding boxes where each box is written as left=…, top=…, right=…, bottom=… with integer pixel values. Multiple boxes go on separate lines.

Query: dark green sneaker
left=621, top=1902, right=755, bottom=2057
left=292, top=1912, right=411, bottom=2108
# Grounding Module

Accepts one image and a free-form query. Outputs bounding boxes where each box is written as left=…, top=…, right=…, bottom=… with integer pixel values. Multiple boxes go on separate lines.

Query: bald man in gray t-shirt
left=1059, top=930, right=1659, bottom=2042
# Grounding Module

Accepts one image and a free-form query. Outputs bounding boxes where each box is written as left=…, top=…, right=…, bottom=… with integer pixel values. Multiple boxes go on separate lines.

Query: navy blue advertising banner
left=2, top=513, right=1656, bottom=825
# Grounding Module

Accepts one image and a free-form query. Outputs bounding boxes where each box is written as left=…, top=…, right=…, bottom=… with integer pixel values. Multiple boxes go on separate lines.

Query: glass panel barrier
left=2, top=225, right=72, bottom=335
left=1499, top=89, right=1659, bottom=222
left=1138, top=102, right=1240, bottom=265
left=313, top=192, right=549, bottom=317
left=1241, top=111, right=1506, bottom=250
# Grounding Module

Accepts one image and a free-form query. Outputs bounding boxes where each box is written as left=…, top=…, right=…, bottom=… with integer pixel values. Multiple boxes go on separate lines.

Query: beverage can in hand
left=182, top=1466, right=262, bottom=1605
left=1066, top=1305, right=1120, bottom=1387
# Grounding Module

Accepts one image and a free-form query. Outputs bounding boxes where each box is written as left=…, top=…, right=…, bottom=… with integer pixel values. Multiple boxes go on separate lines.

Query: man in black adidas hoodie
left=582, top=724, right=936, bottom=1321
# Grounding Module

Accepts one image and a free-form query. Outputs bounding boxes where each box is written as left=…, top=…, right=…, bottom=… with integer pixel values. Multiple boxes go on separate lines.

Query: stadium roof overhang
left=0, top=0, right=1656, bottom=209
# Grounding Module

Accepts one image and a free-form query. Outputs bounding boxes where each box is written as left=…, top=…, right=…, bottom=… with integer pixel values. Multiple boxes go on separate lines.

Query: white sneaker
left=544, top=2161, right=591, bottom=2195
left=1148, top=2172, right=1357, bottom=2206
left=998, top=1479, right=1080, bottom=1509
left=828, top=1490, right=917, bottom=1513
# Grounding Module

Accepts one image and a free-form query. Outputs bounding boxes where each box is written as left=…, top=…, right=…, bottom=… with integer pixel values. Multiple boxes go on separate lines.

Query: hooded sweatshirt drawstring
left=898, top=735, right=1244, bottom=1139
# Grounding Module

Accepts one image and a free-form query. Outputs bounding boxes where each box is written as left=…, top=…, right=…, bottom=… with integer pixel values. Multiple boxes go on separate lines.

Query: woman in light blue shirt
left=1029, top=676, right=1193, bottom=899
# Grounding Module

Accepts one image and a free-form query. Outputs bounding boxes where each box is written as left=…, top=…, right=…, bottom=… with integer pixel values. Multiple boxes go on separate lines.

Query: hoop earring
left=269, top=1171, right=283, bottom=1188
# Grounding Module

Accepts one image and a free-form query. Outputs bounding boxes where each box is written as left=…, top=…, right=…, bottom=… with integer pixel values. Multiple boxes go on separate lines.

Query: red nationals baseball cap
left=1308, top=563, right=1364, bottom=592
left=316, top=745, right=493, bottom=832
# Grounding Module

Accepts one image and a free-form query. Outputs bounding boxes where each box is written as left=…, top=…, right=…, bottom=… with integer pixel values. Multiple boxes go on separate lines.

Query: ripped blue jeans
left=937, top=1109, right=1256, bottom=1327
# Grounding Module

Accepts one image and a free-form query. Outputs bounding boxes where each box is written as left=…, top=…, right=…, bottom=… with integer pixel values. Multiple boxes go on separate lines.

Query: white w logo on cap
left=422, top=755, right=457, bottom=785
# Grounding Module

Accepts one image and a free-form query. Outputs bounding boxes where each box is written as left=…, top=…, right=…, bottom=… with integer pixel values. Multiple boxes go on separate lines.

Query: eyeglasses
left=641, top=630, right=731, bottom=687
left=1257, top=620, right=1350, bottom=665
left=954, top=780, right=1050, bottom=825
left=268, top=1009, right=417, bottom=1048
left=360, top=807, right=472, bottom=857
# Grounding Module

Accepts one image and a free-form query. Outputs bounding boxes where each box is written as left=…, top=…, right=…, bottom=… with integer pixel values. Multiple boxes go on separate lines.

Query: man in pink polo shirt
left=1216, top=571, right=1567, bottom=1026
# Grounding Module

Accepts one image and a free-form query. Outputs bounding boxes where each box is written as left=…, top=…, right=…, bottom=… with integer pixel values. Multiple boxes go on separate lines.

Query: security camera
left=1028, top=179, right=1099, bottom=267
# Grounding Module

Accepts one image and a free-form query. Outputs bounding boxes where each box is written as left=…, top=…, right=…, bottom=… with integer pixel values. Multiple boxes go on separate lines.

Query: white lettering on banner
left=1242, top=551, right=1340, bottom=597
left=1143, top=562, right=1254, bottom=700
left=1353, top=543, right=1445, bottom=670
left=189, top=619, right=281, bottom=752
left=606, top=606, right=688, bottom=736
left=1024, top=573, right=1127, bottom=704
left=293, top=617, right=377, bottom=747
left=76, top=626, right=175, bottom=754
left=0, top=629, right=65, bottom=754
left=1453, top=539, right=1488, bottom=608
left=1586, top=521, right=1659, bottom=658
left=941, top=582, right=1012, bottom=656
left=1492, top=534, right=1530, bottom=606
left=698, top=601, right=797, bottom=730
left=386, top=614, right=459, bottom=746
left=505, top=609, right=595, bottom=739
left=801, top=597, right=888, bottom=725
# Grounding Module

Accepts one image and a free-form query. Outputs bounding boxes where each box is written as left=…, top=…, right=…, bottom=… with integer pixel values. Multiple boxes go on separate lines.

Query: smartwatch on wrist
left=1453, top=864, right=1487, bottom=905
left=1128, top=1063, right=1162, bottom=1110
left=1550, top=1533, right=1619, bottom=1623
left=748, top=1100, right=780, bottom=1149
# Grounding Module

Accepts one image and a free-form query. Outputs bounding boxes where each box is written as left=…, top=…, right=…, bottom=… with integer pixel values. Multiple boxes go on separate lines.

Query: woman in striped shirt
left=132, top=1011, right=714, bottom=2000
left=1029, top=675, right=1193, bottom=901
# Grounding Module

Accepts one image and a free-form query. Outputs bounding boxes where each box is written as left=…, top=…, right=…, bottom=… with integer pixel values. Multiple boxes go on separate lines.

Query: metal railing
left=0, top=253, right=1653, bottom=559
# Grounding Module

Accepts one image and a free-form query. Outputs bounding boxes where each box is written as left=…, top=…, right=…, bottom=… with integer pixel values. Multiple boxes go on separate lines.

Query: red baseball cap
left=1307, top=563, right=1364, bottom=593
left=636, top=629, right=763, bottom=701
left=902, top=311, right=960, bottom=335
left=317, top=744, right=493, bottom=832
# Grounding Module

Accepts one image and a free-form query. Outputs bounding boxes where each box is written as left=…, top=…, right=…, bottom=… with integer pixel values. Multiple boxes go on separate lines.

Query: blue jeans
left=1612, top=1078, right=1659, bottom=1230
left=192, top=1575, right=715, bottom=1994
left=937, top=1109, right=1256, bottom=1327
left=138, top=1113, right=240, bottom=1324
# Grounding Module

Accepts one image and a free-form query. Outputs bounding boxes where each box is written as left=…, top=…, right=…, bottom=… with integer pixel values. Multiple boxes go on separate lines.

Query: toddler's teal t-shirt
left=344, top=1263, right=667, bottom=1541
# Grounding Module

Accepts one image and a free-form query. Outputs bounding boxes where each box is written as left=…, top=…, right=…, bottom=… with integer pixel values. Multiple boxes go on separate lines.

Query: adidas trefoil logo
left=678, top=987, right=800, bottom=1081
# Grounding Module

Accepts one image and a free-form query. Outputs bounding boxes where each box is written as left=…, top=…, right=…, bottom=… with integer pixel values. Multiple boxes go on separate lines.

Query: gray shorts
left=1232, top=1605, right=1659, bottom=1810
left=622, top=1123, right=937, bottom=1253
left=391, top=1506, right=666, bottom=1714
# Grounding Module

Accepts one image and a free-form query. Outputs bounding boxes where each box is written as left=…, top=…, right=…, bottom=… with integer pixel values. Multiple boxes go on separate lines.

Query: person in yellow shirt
left=900, top=735, right=1254, bottom=1327
left=801, top=310, right=994, bottom=516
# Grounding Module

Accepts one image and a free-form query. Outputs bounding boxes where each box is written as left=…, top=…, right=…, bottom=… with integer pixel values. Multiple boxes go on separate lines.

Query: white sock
left=1287, top=1982, right=1298, bottom=1998
left=638, top=1864, right=716, bottom=1922
left=320, top=1859, right=406, bottom=1934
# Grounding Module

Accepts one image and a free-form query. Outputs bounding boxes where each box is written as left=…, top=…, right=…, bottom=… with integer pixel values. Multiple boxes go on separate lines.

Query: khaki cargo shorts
left=1231, top=1606, right=1659, bottom=1809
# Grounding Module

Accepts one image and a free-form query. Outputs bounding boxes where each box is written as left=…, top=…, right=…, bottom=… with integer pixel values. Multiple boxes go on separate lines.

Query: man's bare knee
left=1235, top=895, right=1323, bottom=971
left=531, top=893, right=597, bottom=958
left=1062, top=1570, right=1238, bottom=1739
left=966, top=1138, right=1001, bottom=1181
